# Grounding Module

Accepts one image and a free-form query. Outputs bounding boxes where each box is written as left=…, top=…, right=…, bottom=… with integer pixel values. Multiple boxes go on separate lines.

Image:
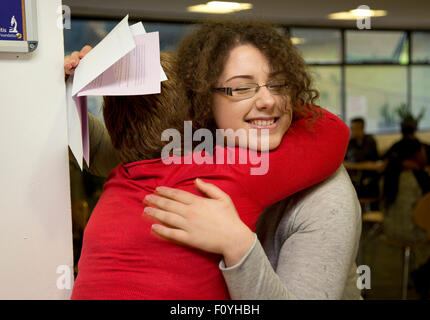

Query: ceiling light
left=290, top=37, right=306, bottom=45
left=328, top=8, right=387, bottom=20
left=187, top=1, right=253, bottom=14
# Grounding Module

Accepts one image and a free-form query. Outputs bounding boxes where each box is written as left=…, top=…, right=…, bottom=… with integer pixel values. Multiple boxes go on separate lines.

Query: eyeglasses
left=213, top=79, right=289, bottom=100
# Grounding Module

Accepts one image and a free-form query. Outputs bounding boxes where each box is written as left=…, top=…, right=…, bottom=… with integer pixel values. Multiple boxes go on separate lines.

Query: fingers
left=194, top=178, right=228, bottom=201
left=155, top=186, right=198, bottom=205
left=151, top=224, right=189, bottom=245
left=64, top=51, right=80, bottom=75
left=79, top=45, right=92, bottom=58
left=143, top=206, right=187, bottom=229
left=144, top=194, right=189, bottom=217
left=64, top=44, right=90, bottom=75
left=70, top=51, right=80, bottom=67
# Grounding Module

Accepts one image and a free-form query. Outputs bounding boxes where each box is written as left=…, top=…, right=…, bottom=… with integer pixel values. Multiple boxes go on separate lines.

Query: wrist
left=222, top=226, right=255, bottom=268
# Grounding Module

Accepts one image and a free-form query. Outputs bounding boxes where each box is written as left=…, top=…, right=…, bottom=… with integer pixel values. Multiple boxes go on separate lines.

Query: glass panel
left=412, top=32, right=430, bottom=63
left=345, top=66, right=407, bottom=134
left=346, top=31, right=408, bottom=64
left=289, top=28, right=341, bottom=64
left=411, top=66, right=430, bottom=130
left=64, top=19, right=195, bottom=54
left=309, top=66, right=342, bottom=117
left=64, top=19, right=117, bottom=55
left=137, top=22, right=196, bottom=52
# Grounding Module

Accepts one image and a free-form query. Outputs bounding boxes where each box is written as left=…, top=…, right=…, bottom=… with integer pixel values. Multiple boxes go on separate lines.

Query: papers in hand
left=66, top=15, right=167, bottom=169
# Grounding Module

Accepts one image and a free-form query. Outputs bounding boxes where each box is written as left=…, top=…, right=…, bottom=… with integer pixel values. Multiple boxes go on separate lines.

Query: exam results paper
left=66, top=15, right=165, bottom=169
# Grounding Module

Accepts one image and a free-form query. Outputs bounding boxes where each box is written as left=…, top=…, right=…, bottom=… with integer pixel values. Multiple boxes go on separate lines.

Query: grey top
left=219, top=165, right=362, bottom=300
left=85, top=114, right=362, bottom=300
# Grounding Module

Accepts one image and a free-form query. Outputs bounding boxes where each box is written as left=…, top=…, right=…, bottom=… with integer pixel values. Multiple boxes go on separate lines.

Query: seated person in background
left=384, top=117, right=428, bottom=160
left=71, top=52, right=349, bottom=299
left=382, top=138, right=430, bottom=264
left=344, top=117, right=381, bottom=210
left=384, top=116, right=430, bottom=300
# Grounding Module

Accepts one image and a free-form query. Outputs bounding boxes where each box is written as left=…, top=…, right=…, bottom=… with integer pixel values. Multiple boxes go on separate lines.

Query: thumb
left=194, top=178, right=227, bottom=200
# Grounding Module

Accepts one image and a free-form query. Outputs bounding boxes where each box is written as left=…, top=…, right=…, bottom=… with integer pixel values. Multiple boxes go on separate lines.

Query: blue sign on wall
left=0, top=0, right=26, bottom=41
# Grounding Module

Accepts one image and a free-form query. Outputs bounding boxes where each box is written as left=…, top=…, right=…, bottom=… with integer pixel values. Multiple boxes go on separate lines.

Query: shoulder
left=364, top=134, right=377, bottom=144
left=268, top=165, right=361, bottom=239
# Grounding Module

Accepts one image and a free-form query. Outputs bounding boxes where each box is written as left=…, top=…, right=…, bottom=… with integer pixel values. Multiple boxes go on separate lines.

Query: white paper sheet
left=130, top=22, right=167, bottom=81
left=65, top=77, right=83, bottom=169
left=67, top=15, right=166, bottom=168
left=78, top=32, right=161, bottom=96
left=72, top=15, right=136, bottom=96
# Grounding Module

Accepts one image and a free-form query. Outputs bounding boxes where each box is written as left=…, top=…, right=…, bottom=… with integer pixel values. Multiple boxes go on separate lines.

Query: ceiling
left=63, top=0, right=430, bottom=29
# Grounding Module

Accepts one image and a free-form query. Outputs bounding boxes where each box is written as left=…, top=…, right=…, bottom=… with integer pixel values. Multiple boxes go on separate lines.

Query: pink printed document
left=65, top=15, right=166, bottom=169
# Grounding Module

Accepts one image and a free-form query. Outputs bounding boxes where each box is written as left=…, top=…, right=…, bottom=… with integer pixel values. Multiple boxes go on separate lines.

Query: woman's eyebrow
left=224, top=75, right=254, bottom=82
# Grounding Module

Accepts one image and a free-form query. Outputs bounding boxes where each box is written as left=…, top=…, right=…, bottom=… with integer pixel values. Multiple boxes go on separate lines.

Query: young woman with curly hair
left=65, top=19, right=362, bottom=300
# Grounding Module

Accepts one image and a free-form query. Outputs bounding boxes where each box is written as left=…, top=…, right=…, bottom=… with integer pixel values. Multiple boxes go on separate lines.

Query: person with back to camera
left=65, top=20, right=362, bottom=300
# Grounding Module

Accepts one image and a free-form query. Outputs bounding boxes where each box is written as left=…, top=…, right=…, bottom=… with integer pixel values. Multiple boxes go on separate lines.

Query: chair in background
left=357, top=200, right=384, bottom=279
left=380, top=192, right=430, bottom=299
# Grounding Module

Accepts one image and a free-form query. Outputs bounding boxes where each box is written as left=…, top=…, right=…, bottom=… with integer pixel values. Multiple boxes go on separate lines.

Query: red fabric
left=71, top=106, right=349, bottom=300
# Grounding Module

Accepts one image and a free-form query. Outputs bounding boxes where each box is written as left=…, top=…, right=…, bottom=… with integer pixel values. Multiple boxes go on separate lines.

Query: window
left=64, top=19, right=117, bottom=55
left=289, top=28, right=341, bottom=64
left=136, top=22, right=196, bottom=52
left=411, top=66, right=430, bottom=130
left=412, top=32, right=430, bottom=63
left=64, top=19, right=195, bottom=54
left=345, top=66, right=407, bottom=133
left=345, top=31, right=408, bottom=64
left=309, top=66, right=342, bottom=116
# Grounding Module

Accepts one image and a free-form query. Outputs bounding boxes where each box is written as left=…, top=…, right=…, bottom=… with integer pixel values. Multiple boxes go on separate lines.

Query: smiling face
left=212, top=44, right=293, bottom=151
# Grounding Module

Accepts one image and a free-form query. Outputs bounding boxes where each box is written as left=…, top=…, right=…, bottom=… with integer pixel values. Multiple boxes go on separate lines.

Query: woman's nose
left=254, top=86, right=276, bottom=110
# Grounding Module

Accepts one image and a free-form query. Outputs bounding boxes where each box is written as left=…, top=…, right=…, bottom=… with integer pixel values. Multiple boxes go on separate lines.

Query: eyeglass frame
left=213, top=79, right=289, bottom=99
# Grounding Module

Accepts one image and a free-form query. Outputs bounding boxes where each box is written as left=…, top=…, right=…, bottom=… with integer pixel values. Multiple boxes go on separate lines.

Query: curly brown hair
left=177, top=19, right=321, bottom=132
left=103, top=52, right=190, bottom=163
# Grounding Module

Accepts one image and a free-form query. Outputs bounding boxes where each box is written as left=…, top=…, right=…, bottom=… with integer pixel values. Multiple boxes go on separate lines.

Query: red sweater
left=71, top=107, right=349, bottom=300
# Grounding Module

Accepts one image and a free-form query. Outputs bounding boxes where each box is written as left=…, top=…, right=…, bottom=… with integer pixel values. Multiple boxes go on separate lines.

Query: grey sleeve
left=84, top=113, right=119, bottom=178
left=273, top=170, right=362, bottom=299
left=220, top=166, right=362, bottom=300
left=220, top=234, right=297, bottom=299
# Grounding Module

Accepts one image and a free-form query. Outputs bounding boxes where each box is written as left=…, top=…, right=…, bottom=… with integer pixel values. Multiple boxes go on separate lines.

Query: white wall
left=0, top=0, right=73, bottom=299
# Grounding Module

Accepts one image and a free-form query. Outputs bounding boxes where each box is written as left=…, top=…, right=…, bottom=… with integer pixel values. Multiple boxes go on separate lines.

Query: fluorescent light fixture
left=328, top=8, right=387, bottom=20
left=290, top=37, right=306, bottom=45
left=188, top=1, right=253, bottom=14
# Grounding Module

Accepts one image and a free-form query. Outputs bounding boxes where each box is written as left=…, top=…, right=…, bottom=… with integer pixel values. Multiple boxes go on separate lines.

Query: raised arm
left=85, top=113, right=119, bottom=177
left=65, top=46, right=119, bottom=177
left=220, top=166, right=362, bottom=299
left=239, top=106, right=350, bottom=209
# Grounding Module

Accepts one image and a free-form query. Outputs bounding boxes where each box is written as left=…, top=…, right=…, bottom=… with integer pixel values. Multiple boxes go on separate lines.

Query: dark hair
left=401, top=119, right=418, bottom=136
left=383, top=139, right=423, bottom=206
left=351, top=117, right=365, bottom=127
left=103, top=52, right=190, bottom=163
left=176, top=19, right=321, bottom=133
